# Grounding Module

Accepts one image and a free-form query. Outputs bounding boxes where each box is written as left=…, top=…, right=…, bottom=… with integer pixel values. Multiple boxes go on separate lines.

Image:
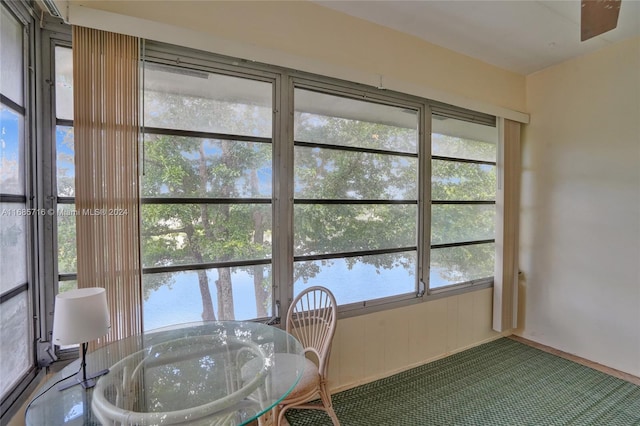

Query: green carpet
left=286, top=338, right=640, bottom=425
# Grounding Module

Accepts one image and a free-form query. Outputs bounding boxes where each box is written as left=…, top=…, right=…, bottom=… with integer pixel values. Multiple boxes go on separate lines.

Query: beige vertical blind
left=493, top=118, right=521, bottom=332
left=72, top=26, right=142, bottom=346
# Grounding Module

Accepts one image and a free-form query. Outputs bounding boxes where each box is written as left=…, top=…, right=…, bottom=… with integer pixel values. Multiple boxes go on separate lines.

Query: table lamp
left=52, top=287, right=111, bottom=390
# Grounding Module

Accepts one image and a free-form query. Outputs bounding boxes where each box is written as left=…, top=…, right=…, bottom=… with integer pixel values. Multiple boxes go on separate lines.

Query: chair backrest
left=286, top=286, right=337, bottom=377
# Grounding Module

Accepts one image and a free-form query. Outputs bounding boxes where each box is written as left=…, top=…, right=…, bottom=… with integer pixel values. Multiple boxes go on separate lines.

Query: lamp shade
left=52, top=287, right=110, bottom=345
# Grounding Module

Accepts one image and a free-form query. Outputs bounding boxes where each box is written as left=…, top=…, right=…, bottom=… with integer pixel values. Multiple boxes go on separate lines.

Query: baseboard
left=508, top=335, right=640, bottom=386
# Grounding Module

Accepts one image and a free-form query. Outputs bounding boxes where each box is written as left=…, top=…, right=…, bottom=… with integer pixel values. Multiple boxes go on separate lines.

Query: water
left=143, top=260, right=450, bottom=331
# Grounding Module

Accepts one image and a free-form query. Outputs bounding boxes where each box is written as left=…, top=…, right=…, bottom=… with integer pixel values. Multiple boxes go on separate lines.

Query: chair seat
left=242, top=353, right=319, bottom=402
left=279, top=355, right=319, bottom=402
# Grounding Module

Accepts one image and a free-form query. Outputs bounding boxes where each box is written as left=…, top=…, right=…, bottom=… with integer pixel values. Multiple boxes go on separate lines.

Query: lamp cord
left=81, top=342, right=88, bottom=382
left=24, top=362, right=83, bottom=423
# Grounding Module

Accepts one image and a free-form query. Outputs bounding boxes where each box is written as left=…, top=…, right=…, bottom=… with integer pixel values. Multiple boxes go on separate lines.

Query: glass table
left=25, top=321, right=305, bottom=425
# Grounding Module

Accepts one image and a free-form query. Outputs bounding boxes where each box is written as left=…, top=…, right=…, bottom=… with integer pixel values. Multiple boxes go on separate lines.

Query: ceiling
left=314, top=0, right=640, bottom=75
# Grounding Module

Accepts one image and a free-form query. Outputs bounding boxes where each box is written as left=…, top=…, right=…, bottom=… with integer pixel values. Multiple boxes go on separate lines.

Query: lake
left=143, top=259, right=450, bottom=330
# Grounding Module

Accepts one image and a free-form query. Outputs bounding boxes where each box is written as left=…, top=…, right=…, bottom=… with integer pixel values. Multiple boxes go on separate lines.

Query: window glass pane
left=0, top=105, right=24, bottom=195
left=432, top=117, right=497, bottom=162
left=56, top=125, right=74, bottom=197
left=143, top=265, right=272, bottom=330
left=0, top=6, right=23, bottom=106
left=57, top=204, right=77, bottom=274
left=431, top=204, right=495, bottom=245
left=430, top=243, right=495, bottom=288
left=293, top=89, right=419, bottom=305
left=0, top=292, right=30, bottom=398
left=294, top=89, right=417, bottom=153
left=143, top=63, right=272, bottom=138
left=0, top=202, right=27, bottom=293
left=143, top=134, right=272, bottom=198
left=432, top=160, right=496, bottom=201
left=141, top=204, right=272, bottom=268
left=54, top=46, right=73, bottom=120
left=294, top=146, right=417, bottom=200
left=294, top=204, right=416, bottom=256
left=430, top=116, right=497, bottom=291
left=141, top=68, right=273, bottom=326
left=58, top=279, right=77, bottom=294
left=294, top=251, right=416, bottom=305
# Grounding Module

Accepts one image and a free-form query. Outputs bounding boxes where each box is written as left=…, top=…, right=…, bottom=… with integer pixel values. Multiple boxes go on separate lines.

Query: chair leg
left=256, top=411, right=267, bottom=426
left=258, top=406, right=277, bottom=426
left=319, top=383, right=340, bottom=426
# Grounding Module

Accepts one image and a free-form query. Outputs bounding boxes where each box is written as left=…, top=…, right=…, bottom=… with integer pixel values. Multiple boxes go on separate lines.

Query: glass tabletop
left=26, top=321, right=305, bottom=425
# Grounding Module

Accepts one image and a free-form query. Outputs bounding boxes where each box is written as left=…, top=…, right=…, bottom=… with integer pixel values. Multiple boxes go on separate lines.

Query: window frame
left=134, top=43, right=437, bottom=319
left=289, top=78, right=429, bottom=312
left=0, top=0, right=42, bottom=420
left=42, top=29, right=75, bottom=362
left=44, top=33, right=500, bottom=329
left=138, top=51, right=281, bottom=325
left=427, top=114, right=498, bottom=296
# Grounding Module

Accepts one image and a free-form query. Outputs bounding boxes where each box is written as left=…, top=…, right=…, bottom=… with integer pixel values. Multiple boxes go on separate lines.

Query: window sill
left=426, top=278, right=494, bottom=301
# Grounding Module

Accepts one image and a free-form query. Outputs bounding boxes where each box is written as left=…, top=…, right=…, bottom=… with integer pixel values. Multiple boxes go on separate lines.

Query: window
left=292, top=88, right=420, bottom=306
left=48, top=38, right=500, bottom=333
left=429, top=116, right=498, bottom=290
left=140, top=61, right=275, bottom=329
left=53, top=46, right=77, bottom=294
left=0, top=2, right=34, bottom=409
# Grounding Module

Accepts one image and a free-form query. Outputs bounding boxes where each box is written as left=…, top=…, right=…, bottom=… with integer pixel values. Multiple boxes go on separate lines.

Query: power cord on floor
left=24, top=363, right=82, bottom=422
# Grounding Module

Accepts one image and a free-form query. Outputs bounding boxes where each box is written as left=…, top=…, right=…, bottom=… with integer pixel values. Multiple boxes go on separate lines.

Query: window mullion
left=419, top=104, right=431, bottom=296
left=273, top=72, right=294, bottom=323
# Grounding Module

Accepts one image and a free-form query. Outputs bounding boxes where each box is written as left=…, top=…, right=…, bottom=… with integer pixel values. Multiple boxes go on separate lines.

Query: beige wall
left=67, top=0, right=527, bottom=121
left=518, top=37, right=640, bottom=376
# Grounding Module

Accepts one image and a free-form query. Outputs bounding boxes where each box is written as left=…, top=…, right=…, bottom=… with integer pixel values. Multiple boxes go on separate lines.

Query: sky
left=0, top=105, right=23, bottom=195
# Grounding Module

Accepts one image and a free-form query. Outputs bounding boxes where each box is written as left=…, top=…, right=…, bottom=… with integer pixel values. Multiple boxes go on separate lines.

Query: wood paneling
left=327, top=288, right=502, bottom=392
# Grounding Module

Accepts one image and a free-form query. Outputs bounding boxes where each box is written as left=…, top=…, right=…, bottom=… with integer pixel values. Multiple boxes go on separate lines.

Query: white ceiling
left=314, top=0, right=640, bottom=75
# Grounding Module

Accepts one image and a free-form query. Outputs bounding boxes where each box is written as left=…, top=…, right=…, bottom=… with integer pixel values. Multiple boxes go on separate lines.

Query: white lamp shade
left=52, top=287, right=110, bottom=345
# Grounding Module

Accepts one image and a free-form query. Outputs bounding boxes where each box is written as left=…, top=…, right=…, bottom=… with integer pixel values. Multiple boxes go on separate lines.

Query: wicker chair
left=274, top=286, right=339, bottom=425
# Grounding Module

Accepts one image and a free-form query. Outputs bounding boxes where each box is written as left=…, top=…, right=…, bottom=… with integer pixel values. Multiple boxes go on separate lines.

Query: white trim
left=67, top=4, right=529, bottom=124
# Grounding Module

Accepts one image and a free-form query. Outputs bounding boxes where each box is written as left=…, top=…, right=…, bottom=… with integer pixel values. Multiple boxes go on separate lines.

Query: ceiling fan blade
left=581, top=0, right=622, bottom=41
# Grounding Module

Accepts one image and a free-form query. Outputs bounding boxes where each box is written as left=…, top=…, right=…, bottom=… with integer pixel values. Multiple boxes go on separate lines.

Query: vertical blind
left=72, top=26, right=142, bottom=346
left=493, top=118, right=521, bottom=332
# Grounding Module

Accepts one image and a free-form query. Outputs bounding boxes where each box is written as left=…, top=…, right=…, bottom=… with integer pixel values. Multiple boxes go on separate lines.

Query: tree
left=430, top=133, right=496, bottom=284
left=141, top=83, right=273, bottom=321
left=292, top=112, right=419, bottom=280
left=56, top=66, right=496, bottom=324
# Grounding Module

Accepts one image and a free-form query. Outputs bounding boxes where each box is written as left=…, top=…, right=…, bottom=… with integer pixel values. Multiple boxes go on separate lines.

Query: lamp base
left=58, top=368, right=110, bottom=391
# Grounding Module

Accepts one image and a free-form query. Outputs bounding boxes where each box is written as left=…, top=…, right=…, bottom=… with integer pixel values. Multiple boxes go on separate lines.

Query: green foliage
left=56, top=205, right=77, bottom=274
left=56, top=126, right=75, bottom=197
left=56, top=80, right=497, bottom=320
left=58, top=280, right=77, bottom=294
left=292, top=114, right=419, bottom=277
left=430, top=134, right=497, bottom=284
left=140, top=88, right=275, bottom=318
